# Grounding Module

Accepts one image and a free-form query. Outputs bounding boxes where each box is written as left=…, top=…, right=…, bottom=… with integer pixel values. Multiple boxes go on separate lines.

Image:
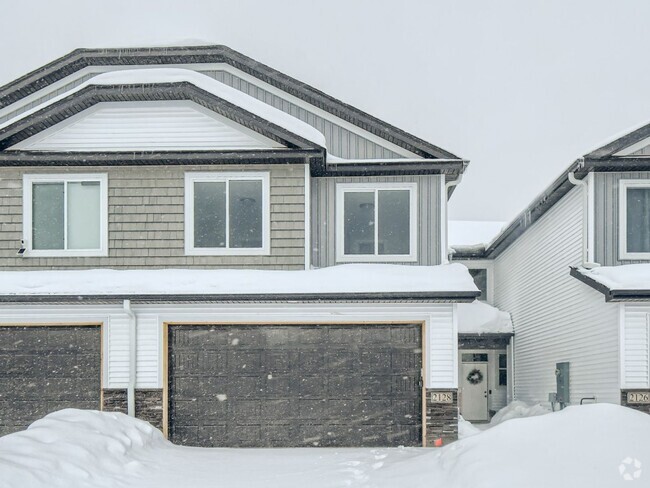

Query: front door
left=460, top=362, right=489, bottom=421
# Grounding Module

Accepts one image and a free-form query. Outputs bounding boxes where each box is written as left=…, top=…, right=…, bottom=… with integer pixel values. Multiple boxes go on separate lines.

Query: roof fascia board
left=0, top=46, right=461, bottom=160
left=568, top=266, right=650, bottom=302
left=0, top=290, right=480, bottom=304
left=584, top=122, right=650, bottom=159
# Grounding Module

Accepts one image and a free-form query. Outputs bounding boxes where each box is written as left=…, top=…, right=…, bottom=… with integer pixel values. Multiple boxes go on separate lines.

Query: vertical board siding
left=622, top=304, right=650, bottom=388
left=594, top=171, right=650, bottom=266
left=310, top=175, right=442, bottom=267
left=0, top=164, right=305, bottom=270
left=202, top=70, right=404, bottom=160
left=428, top=305, right=456, bottom=388
left=494, top=187, right=620, bottom=405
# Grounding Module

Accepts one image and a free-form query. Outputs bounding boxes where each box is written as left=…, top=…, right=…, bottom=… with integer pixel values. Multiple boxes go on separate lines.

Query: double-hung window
left=619, top=180, right=650, bottom=259
left=23, top=174, right=108, bottom=257
left=336, top=183, right=417, bottom=262
left=185, top=172, right=270, bottom=255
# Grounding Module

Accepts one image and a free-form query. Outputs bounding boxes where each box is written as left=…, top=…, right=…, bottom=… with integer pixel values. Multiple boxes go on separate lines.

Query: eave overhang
left=569, top=266, right=650, bottom=302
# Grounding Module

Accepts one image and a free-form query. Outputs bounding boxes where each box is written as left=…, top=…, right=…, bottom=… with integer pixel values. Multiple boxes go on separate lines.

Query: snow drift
left=1, top=404, right=649, bottom=487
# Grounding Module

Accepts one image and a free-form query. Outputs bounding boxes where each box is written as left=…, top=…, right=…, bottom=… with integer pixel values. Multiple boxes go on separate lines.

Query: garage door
left=0, top=325, right=102, bottom=436
left=168, top=324, right=422, bottom=447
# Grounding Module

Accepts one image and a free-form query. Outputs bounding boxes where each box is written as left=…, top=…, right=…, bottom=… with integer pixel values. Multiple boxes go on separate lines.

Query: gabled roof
left=453, top=121, right=650, bottom=260
left=0, top=45, right=460, bottom=161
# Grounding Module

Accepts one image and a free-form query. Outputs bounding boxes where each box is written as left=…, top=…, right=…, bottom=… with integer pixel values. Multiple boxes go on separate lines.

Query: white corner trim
left=184, top=171, right=271, bottom=256
left=586, top=172, right=596, bottom=263
left=439, top=175, right=447, bottom=264
left=619, top=303, right=626, bottom=389
left=334, top=182, right=418, bottom=263
left=304, top=163, right=311, bottom=270
left=618, top=179, right=650, bottom=260
left=22, top=173, right=109, bottom=257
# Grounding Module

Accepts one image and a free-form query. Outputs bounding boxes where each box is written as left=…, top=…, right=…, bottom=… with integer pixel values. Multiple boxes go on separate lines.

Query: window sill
left=23, top=249, right=108, bottom=258
left=336, top=254, right=418, bottom=263
left=185, top=247, right=271, bottom=256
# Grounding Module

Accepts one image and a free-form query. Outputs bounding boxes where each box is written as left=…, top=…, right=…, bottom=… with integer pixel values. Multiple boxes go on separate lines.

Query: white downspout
left=568, top=168, right=598, bottom=268
left=123, top=299, right=136, bottom=417
left=442, top=174, right=463, bottom=264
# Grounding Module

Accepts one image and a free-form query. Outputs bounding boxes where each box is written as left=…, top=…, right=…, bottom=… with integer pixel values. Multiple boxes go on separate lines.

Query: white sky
left=2, top=0, right=649, bottom=223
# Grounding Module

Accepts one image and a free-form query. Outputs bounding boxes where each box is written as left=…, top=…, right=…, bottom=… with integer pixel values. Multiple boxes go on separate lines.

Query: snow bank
left=1, top=404, right=649, bottom=487
left=488, top=400, right=550, bottom=426
left=0, top=263, right=478, bottom=297
left=449, top=220, right=506, bottom=248
left=458, top=416, right=481, bottom=439
left=457, top=300, right=513, bottom=334
left=577, top=264, right=650, bottom=290
left=1, top=68, right=327, bottom=149
left=0, top=409, right=164, bottom=488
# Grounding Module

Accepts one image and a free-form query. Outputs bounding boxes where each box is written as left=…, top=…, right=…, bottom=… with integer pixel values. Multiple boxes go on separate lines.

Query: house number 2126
left=628, top=392, right=650, bottom=404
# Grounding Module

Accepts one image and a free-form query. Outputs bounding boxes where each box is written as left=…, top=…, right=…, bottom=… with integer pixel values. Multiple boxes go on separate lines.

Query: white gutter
left=123, top=299, right=137, bottom=417
left=442, top=174, right=463, bottom=263
left=568, top=168, right=598, bottom=268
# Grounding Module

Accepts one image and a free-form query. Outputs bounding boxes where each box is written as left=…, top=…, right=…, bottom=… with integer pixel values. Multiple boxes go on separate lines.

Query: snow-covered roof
left=575, top=264, right=650, bottom=291
left=457, top=300, right=513, bottom=334
left=449, top=220, right=506, bottom=249
left=0, top=68, right=327, bottom=149
left=0, top=264, right=478, bottom=299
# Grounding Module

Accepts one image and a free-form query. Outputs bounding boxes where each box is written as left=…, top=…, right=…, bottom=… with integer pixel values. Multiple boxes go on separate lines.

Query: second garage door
left=168, top=324, right=422, bottom=448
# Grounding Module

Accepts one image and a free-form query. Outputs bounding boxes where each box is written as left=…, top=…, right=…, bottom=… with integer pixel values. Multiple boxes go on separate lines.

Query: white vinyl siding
left=11, top=101, right=283, bottom=152
left=494, top=187, right=620, bottom=405
left=621, top=304, right=650, bottom=389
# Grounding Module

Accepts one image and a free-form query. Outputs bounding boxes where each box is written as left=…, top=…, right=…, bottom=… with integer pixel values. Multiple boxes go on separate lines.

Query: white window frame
left=335, top=182, right=418, bottom=263
left=619, top=179, right=650, bottom=260
left=185, top=172, right=270, bottom=256
left=22, top=173, right=108, bottom=257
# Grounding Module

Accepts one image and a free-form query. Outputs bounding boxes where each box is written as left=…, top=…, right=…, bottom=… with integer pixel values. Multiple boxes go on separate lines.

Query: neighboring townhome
left=452, top=123, right=650, bottom=416
left=0, top=45, right=480, bottom=448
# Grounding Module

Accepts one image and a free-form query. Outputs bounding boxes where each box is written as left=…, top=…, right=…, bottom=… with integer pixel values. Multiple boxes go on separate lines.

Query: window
left=461, top=353, right=488, bottom=362
left=498, top=353, right=508, bottom=386
left=185, top=172, right=270, bottom=255
left=620, top=180, right=650, bottom=259
left=23, top=174, right=108, bottom=257
left=336, top=183, right=417, bottom=262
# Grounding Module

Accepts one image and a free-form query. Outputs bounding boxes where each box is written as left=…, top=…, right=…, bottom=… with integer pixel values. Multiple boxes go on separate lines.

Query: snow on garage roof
left=0, top=68, right=327, bottom=149
left=457, top=300, right=513, bottom=334
left=0, top=264, right=479, bottom=302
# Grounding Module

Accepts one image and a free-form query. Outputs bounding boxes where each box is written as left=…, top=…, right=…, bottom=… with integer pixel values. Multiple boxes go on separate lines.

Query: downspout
left=442, top=174, right=463, bottom=264
left=123, top=299, right=136, bottom=417
left=568, top=164, right=599, bottom=268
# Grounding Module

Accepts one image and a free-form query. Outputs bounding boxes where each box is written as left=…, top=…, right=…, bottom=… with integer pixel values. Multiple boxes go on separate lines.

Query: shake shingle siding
left=0, top=163, right=305, bottom=269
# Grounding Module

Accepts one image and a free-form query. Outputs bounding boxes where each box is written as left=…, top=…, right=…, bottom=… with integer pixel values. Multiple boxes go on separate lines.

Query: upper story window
left=336, top=182, right=417, bottom=262
left=23, top=174, right=108, bottom=257
left=619, top=180, right=650, bottom=259
left=185, top=172, right=270, bottom=255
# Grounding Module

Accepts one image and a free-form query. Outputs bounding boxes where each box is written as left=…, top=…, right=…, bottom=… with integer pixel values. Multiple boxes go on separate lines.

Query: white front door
left=460, top=362, right=489, bottom=421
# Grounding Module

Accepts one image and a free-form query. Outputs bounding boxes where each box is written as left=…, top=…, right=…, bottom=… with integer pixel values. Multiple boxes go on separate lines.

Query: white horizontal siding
left=10, top=101, right=282, bottom=152
left=427, top=305, right=456, bottom=388
left=622, top=304, right=650, bottom=388
left=494, top=187, right=620, bottom=405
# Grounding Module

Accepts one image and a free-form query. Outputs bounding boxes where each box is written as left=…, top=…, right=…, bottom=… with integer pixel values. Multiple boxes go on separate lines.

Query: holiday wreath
left=466, top=368, right=484, bottom=385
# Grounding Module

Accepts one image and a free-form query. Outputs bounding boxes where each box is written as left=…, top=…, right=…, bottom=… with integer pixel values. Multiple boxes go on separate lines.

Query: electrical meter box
left=555, top=362, right=570, bottom=405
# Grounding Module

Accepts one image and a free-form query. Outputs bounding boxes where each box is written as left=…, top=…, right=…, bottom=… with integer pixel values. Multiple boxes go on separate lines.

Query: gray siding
left=0, top=164, right=305, bottom=270
left=494, top=187, right=620, bottom=406
left=311, top=175, right=442, bottom=267
left=594, top=171, right=650, bottom=266
left=202, top=70, right=404, bottom=160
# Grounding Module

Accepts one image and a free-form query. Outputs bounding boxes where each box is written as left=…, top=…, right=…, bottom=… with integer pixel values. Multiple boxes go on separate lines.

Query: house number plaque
left=430, top=392, right=453, bottom=404
left=627, top=392, right=650, bottom=404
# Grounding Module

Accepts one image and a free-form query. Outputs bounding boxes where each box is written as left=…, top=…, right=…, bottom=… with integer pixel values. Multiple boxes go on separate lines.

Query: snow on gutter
left=0, top=264, right=480, bottom=302
left=570, top=265, right=650, bottom=302
left=0, top=68, right=327, bottom=149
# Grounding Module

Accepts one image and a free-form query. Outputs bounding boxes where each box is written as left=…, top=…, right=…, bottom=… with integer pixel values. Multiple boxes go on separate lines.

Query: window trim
left=23, top=173, right=108, bottom=257
left=335, top=182, right=418, bottom=263
left=184, top=172, right=271, bottom=256
left=619, top=179, right=650, bottom=260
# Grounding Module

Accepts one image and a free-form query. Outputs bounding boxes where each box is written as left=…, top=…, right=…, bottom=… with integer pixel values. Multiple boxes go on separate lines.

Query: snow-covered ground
left=1, top=404, right=648, bottom=488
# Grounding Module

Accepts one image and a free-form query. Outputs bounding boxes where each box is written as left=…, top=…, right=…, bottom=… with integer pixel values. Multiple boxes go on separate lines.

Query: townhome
left=0, top=45, right=481, bottom=447
left=453, top=123, right=650, bottom=417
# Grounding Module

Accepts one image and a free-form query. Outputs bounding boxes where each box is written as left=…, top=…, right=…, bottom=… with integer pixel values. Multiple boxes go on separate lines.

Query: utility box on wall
left=555, top=362, right=570, bottom=406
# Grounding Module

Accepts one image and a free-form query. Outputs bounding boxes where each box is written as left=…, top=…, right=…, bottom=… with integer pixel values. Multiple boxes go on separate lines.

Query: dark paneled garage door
left=0, top=326, right=101, bottom=436
left=168, top=324, right=422, bottom=447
